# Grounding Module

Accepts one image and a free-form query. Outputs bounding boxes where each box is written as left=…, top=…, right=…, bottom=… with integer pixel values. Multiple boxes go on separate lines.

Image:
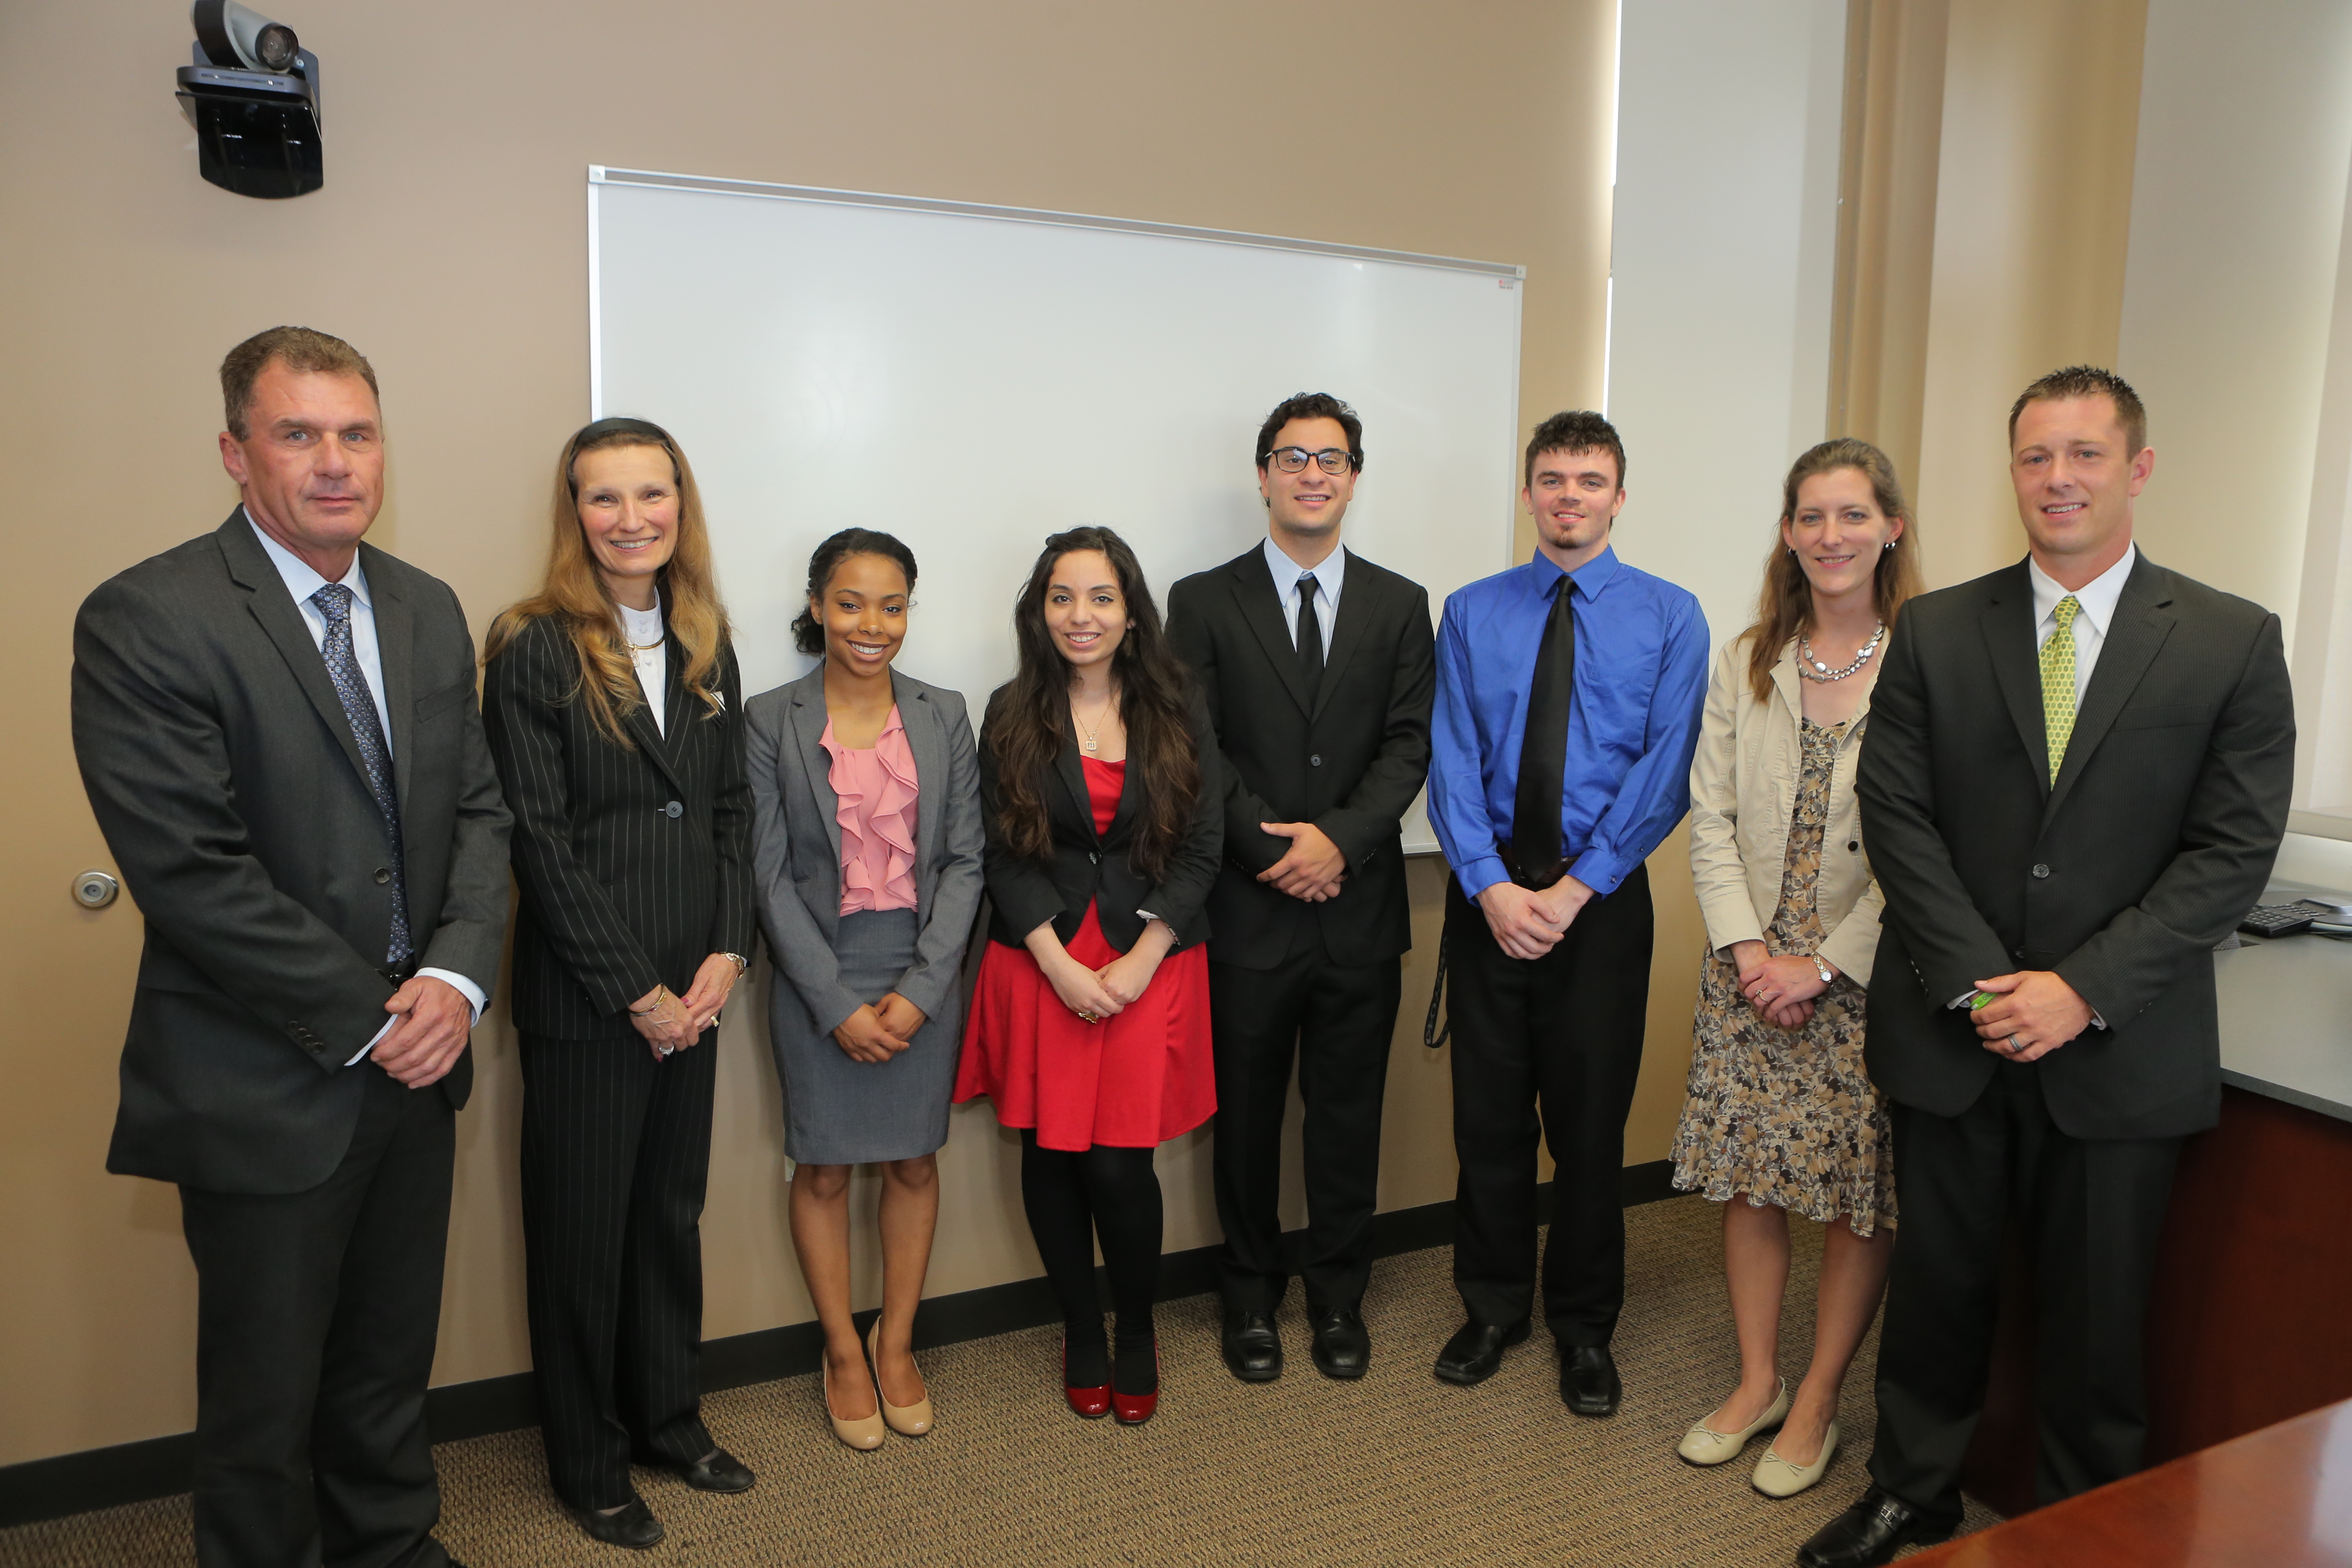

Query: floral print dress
left=1669, top=717, right=1896, bottom=1231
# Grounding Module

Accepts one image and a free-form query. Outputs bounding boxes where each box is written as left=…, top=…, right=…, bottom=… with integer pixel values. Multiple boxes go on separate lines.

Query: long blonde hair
left=1744, top=437, right=1924, bottom=702
left=485, top=417, right=730, bottom=745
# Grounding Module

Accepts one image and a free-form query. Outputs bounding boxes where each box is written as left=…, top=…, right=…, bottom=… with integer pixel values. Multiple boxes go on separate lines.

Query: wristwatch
left=1809, top=953, right=1835, bottom=987
left=723, top=951, right=751, bottom=977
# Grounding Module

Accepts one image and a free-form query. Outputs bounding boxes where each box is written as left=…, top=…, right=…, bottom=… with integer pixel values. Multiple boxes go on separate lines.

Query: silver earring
left=1882, top=541, right=1895, bottom=550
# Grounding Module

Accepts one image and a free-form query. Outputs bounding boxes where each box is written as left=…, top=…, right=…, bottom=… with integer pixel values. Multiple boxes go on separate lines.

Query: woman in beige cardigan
left=1668, top=439, right=1923, bottom=1499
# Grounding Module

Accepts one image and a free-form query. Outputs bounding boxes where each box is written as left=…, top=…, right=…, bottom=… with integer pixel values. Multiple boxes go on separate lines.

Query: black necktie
left=1511, top=576, right=1575, bottom=885
left=1296, top=571, right=1324, bottom=698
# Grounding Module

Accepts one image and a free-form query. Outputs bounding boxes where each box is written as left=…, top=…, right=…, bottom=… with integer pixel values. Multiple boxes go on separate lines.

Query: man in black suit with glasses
left=1169, top=392, right=1435, bottom=1385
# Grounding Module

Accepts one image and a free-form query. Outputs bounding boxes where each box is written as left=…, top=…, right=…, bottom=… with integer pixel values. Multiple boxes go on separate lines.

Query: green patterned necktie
left=2039, top=595, right=2082, bottom=785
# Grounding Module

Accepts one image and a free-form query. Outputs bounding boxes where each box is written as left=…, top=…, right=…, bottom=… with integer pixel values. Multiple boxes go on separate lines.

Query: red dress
left=954, top=756, right=1215, bottom=1152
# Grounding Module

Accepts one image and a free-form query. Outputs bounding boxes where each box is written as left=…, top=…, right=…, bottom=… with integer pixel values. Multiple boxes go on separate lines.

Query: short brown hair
left=2008, top=365, right=2146, bottom=457
left=220, top=326, right=379, bottom=439
left=1525, top=410, right=1626, bottom=490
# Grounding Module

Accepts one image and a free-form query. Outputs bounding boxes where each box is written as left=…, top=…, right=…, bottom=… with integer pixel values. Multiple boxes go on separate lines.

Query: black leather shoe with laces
left=1795, top=1486, right=1954, bottom=1568
left=1221, top=1308, right=1283, bottom=1382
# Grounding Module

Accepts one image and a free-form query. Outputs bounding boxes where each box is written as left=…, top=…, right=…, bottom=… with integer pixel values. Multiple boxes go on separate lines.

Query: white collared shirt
left=620, top=597, right=667, bottom=736
left=1262, top=534, right=1347, bottom=649
left=245, top=511, right=487, bottom=1058
left=2029, top=542, right=2137, bottom=704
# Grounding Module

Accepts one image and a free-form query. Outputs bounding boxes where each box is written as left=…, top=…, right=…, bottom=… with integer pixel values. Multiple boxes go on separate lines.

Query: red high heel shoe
left=1111, top=1338, right=1159, bottom=1426
left=1063, top=1340, right=1110, bottom=1420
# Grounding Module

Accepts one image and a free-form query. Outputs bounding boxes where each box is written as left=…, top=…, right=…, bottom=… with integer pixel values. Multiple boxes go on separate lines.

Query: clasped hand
left=1968, top=970, right=2092, bottom=1063
left=628, top=953, right=742, bottom=1062
left=371, top=975, right=473, bottom=1088
left=1475, top=874, right=1595, bottom=961
left=1258, top=820, right=1347, bottom=902
left=1729, top=941, right=1827, bottom=1030
left=831, top=992, right=927, bottom=1064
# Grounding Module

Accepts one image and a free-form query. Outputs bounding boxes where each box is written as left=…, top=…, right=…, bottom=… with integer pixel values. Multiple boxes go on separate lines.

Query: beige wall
left=0, top=0, right=1627, bottom=1464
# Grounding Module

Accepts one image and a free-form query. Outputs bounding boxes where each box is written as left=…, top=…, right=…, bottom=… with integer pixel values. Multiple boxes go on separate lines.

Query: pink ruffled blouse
left=821, top=706, right=920, bottom=915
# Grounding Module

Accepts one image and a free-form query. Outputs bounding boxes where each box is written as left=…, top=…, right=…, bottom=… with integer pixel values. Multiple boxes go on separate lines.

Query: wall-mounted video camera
left=174, top=1, right=323, bottom=199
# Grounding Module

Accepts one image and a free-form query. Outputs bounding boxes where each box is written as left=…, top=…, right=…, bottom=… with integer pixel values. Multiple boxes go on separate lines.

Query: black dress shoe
left=572, top=1498, right=664, bottom=1550
left=1308, top=1306, right=1371, bottom=1380
left=1795, top=1486, right=1954, bottom=1568
left=667, top=1446, right=755, bottom=1493
left=1221, top=1309, right=1284, bottom=1382
left=1559, top=1343, right=1621, bottom=1416
left=1432, top=1317, right=1529, bottom=1385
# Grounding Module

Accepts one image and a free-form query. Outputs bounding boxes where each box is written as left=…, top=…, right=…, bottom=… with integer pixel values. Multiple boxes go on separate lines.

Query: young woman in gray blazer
left=745, top=529, right=985, bottom=1451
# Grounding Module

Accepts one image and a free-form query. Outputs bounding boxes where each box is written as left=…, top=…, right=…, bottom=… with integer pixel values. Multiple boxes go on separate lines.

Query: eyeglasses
left=1265, top=446, right=1357, bottom=475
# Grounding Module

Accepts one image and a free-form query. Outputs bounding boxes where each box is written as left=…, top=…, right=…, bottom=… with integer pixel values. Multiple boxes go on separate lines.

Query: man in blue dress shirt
left=1426, top=409, right=1707, bottom=1413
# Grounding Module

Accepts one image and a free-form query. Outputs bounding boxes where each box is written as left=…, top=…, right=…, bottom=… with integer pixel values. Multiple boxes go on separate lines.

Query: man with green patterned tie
left=1796, top=367, right=2296, bottom=1568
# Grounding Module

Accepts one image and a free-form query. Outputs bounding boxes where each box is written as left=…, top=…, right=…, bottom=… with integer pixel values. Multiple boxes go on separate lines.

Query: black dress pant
left=1868, top=1062, right=2181, bottom=1526
left=1443, top=866, right=1652, bottom=1345
left=519, top=1030, right=719, bottom=1511
left=177, top=1062, right=456, bottom=1568
left=1210, top=941, right=1402, bottom=1314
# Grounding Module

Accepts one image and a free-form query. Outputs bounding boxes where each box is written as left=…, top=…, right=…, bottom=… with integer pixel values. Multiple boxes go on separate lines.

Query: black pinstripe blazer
left=483, top=604, right=755, bottom=1040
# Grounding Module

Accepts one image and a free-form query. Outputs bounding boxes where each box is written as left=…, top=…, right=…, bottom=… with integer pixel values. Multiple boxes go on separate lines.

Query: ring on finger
left=2005, top=1034, right=2023, bottom=1054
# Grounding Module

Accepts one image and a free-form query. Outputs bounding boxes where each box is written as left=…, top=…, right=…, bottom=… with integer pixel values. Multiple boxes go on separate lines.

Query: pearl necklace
left=1797, top=621, right=1886, bottom=682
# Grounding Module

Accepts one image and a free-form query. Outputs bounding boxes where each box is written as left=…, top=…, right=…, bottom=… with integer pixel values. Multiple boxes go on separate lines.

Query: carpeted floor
left=0, top=1197, right=1996, bottom=1567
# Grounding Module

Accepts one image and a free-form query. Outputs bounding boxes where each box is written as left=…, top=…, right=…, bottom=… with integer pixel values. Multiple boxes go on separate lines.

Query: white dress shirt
left=246, top=513, right=488, bottom=1060
left=1262, top=534, right=1347, bottom=647
left=620, top=597, right=668, bottom=736
left=2029, top=542, right=2137, bottom=704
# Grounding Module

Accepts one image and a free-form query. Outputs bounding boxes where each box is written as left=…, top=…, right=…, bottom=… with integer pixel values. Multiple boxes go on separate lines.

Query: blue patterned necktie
left=312, top=583, right=412, bottom=966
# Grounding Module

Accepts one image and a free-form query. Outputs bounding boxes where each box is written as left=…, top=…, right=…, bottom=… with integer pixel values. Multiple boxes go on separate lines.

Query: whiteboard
left=588, top=166, right=1526, bottom=853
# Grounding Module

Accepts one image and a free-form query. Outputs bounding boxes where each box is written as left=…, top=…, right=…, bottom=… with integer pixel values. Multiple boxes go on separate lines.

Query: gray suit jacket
left=71, top=512, right=513, bottom=1193
left=745, top=666, right=985, bottom=1034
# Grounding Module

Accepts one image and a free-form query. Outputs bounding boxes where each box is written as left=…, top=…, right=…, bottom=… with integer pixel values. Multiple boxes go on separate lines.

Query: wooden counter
left=1922, top=1396, right=2352, bottom=1566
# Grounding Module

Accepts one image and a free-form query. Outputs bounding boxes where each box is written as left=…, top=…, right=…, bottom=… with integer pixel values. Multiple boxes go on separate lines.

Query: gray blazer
left=745, top=665, right=984, bottom=1034
left=71, top=511, right=513, bottom=1194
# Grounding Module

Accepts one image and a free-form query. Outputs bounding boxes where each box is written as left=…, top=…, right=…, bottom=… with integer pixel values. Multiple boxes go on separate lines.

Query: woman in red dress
left=955, top=526, right=1221, bottom=1426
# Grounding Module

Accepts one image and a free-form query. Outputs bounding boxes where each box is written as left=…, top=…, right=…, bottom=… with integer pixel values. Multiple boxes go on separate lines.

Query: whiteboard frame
left=583, top=164, right=1529, bottom=854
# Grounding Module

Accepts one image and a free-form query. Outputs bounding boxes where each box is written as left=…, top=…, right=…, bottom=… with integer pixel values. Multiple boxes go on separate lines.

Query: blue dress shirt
left=1428, top=544, right=1709, bottom=902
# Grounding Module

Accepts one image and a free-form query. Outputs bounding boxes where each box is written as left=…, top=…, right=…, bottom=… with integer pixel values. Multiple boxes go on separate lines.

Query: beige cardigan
left=1686, top=632, right=1884, bottom=983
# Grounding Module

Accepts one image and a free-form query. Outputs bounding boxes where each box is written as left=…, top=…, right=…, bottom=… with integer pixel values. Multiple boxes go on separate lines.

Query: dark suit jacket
left=1856, top=553, right=2294, bottom=1140
left=977, top=683, right=1222, bottom=954
left=743, top=665, right=985, bottom=1034
left=482, top=604, right=753, bottom=1041
left=1166, top=545, right=1435, bottom=969
left=71, top=511, right=512, bottom=1194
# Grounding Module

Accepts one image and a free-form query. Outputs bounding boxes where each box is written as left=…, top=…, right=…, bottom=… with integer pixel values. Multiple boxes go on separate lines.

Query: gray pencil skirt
left=768, top=908, right=961, bottom=1166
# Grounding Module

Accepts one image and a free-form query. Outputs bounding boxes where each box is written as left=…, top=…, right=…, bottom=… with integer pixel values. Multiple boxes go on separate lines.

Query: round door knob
left=74, top=869, right=120, bottom=909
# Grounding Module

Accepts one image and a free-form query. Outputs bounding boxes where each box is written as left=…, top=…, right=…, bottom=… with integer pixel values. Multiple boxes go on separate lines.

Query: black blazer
left=1166, top=545, right=1435, bottom=968
left=72, top=511, right=512, bottom=1195
left=1855, top=554, right=2294, bottom=1140
left=977, top=682, right=1222, bottom=954
left=483, top=604, right=754, bottom=1041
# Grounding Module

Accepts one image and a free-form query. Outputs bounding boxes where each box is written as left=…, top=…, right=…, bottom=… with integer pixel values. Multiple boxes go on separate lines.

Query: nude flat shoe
left=1676, top=1379, right=1789, bottom=1466
left=822, top=1346, right=886, bottom=1451
left=1752, top=1418, right=1839, bottom=1498
left=868, top=1316, right=935, bottom=1437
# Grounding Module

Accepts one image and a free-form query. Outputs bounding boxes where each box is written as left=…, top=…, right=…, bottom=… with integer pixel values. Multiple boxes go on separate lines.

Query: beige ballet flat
left=822, top=1347, right=886, bottom=1452
left=1752, top=1419, right=1840, bottom=1498
left=868, top=1316, right=936, bottom=1437
left=1676, top=1379, right=1789, bottom=1465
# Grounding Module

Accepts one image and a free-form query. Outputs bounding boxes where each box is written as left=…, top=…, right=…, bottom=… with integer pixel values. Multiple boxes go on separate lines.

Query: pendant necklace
left=1797, top=621, right=1886, bottom=682
left=1072, top=691, right=1114, bottom=755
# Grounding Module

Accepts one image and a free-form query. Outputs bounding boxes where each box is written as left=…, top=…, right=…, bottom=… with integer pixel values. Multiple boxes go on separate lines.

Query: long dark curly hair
left=985, top=526, right=1199, bottom=882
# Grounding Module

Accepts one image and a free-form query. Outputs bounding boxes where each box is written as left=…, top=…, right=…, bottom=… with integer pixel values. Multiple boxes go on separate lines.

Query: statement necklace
left=1797, top=621, right=1886, bottom=682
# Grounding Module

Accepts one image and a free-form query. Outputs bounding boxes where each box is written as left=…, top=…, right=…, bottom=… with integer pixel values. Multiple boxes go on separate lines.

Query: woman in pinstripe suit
left=482, top=417, right=756, bottom=1552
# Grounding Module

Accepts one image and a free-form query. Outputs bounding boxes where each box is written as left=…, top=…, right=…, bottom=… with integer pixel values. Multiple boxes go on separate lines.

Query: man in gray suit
left=71, top=327, right=510, bottom=1568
